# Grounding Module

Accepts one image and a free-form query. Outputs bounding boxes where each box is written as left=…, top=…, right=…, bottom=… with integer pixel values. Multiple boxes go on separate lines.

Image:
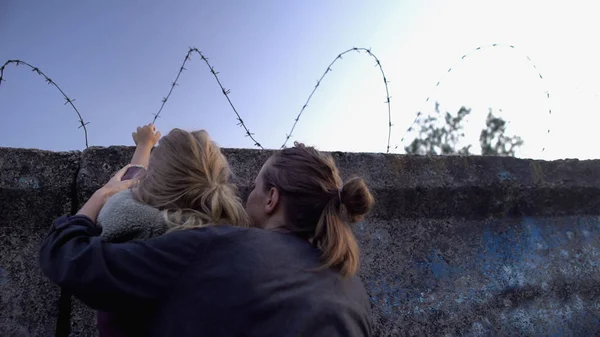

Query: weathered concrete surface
left=2, top=145, right=600, bottom=336
left=76, top=147, right=600, bottom=219
left=70, top=146, right=137, bottom=337
left=0, top=148, right=80, bottom=337
left=356, top=216, right=600, bottom=336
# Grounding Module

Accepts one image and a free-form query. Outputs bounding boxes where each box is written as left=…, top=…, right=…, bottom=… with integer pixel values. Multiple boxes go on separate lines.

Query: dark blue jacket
left=39, top=215, right=373, bottom=337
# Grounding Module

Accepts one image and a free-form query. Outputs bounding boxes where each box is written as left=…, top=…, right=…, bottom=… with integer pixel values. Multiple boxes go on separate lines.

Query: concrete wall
left=1, top=146, right=600, bottom=336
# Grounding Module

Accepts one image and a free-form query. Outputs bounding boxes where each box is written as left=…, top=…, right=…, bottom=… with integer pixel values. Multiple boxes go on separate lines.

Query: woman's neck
left=262, top=216, right=286, bottom=232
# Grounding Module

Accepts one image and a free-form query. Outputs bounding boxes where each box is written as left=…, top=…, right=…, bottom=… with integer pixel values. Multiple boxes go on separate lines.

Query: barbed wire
left=0, top=60, right=89, bottom=148
left=152, top=47, right=262, bottom=148
left=281, top=47, right=392, bottom=152
left=396, top=43, right=552, bottom=153
left=1, top=44, right=554, bottom=154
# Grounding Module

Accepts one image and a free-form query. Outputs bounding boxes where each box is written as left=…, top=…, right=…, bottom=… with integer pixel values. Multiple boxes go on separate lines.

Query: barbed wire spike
left=396, top=43, right=553, bottom=155
left=0, top=59, right=90, bottom=148
left=281, top=47, right=393, bottom=153
left=152, top=48, right=262, bottom=148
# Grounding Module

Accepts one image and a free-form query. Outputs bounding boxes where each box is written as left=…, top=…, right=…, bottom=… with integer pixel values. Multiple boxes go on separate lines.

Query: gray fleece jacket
left=97, top=189, right=168, bottom=243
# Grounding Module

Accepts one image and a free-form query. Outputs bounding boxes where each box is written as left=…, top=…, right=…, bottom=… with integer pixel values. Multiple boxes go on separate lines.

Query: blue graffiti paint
left=0, top=267, right=8, bottom=284
left=18, top=176, right=40, bottom=189
left=523, top=217, right=570, bottom=250
left=476, top=216, right=600, bottom=294
left=419, top=250, right=463, bottom=280
left=477, top=224, right=528, bottom=288
left=367, top=216, right=600, bottom=326
left=364, top=275, right=409, bottom=318
left=498, top=171, right=512, bottom=181
left=372, top=228, right=391, bottom=247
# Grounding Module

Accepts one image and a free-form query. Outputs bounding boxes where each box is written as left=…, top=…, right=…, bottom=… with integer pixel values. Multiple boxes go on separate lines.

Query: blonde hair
left=132, top=128, right=250, bottom=231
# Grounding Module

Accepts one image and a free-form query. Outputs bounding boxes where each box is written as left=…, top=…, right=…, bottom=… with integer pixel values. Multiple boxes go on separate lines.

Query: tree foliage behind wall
left=405, top=103, right=524, bottom=156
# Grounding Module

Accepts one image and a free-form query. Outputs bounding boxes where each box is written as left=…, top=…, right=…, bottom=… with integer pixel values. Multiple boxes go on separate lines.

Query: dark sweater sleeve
left=39, top=215, right=204, bottom=311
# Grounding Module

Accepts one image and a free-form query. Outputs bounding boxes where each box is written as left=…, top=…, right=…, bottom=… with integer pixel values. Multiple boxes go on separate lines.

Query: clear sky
left=1, top=0, right=599, bottom=160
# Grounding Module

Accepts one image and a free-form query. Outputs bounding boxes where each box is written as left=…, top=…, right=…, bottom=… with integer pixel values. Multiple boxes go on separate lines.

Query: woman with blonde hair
left=85, top=124, right=249, bottom=336
left=40, top=139, right=374, bottom=336
left=97, top=124, right=249, bottom=243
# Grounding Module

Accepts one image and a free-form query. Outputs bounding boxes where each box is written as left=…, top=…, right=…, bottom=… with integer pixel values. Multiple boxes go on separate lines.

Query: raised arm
left=130, top=123, right=161, bottom=168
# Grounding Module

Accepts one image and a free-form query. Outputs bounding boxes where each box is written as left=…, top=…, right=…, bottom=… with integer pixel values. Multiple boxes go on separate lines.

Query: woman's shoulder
left=187, top=226, right=309, bottom=244
left=160, top=224, right=249, bottom=241
left=170, top=226, right=309, bottom=253
left=179, top=225, right=267, bottom=240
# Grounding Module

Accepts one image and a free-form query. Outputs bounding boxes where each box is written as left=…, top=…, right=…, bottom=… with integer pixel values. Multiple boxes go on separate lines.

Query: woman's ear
left=264, top=187, right=280, bottom=215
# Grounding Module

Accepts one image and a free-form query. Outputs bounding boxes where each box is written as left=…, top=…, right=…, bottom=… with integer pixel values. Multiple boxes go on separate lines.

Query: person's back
left=39, top=140, right=375, bottom=337
left=144, top=225, right=371, bottom=337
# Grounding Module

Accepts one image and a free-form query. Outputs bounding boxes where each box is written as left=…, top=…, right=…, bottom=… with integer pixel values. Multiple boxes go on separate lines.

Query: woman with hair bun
left=40, top=140, right=375, bottom=336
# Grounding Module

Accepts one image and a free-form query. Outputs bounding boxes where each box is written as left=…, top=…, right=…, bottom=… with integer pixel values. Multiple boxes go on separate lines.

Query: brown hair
left=133, top=128, right=250, bottom=231
left=262, top=142, right=374, bottom=276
